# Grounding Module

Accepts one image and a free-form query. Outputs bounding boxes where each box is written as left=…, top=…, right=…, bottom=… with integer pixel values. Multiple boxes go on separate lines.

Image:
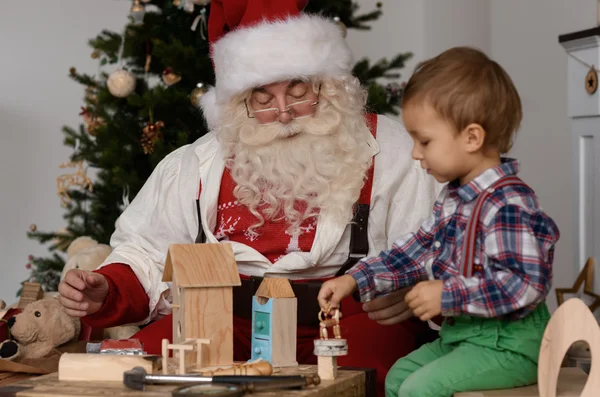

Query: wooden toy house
left=18, top=282, right=44, bottom=309
left=162, top=243, right=241, bottom=368
left=251, top=277, right=298, bottom=367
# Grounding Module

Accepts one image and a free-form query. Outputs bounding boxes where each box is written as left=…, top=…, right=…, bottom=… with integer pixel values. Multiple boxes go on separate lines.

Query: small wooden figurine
left=18, top=282, right=44, bottom=309
left=251, top=277, right=298, bottom=367
left=313, top=307, right=347, bottom=381
left=162, top=243, right=241, bottom=369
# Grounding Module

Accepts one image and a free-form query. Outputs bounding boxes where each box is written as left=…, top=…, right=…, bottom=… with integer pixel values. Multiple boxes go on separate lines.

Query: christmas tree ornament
left=85, top=86, right=98, bottom=104
left=192, top=0, right=210, bottom=5
left=333, top=16, right=347, bottom=38
left=69, top=67, right=77, bottom=77
left=107, top=69, right=136, bottom=97
left=56, top=160, right=93, bottom=207
left=141, top=121, right=165, bottom=154
left=80, top=106, right=93, bottom=129
left=183, top=0, right=195, bottom=13
left=162, top=68, right=182, bottom=86
left=377, top=2, right=383, bottom=8
left=190, top=83, right=208, bottom=106
left=79, top=106, right=106, bottom=136
left=52, top=227, right=72, bottom=252
left=173, top=0, right=181, bottom=5
left=130, top=0, right=145, bottom=24
left=29, top=224, right=37, bottom=232
left=191, top=6, right=208, bottom=37
left=91, top=50, right=101, bottom=59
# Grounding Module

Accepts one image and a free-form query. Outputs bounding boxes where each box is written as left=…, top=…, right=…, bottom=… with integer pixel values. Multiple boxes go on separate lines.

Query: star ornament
left=555, top=257, right=600, bottom=312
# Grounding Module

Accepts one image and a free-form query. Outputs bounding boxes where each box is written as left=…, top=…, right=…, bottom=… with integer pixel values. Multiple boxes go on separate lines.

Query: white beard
left=218, top=82, right=373, bottom=235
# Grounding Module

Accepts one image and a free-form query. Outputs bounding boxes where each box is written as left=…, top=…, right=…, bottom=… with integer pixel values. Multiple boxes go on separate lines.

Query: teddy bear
left=60, top=236, right=112, bottom=281
left=0, top=298, right=80, bottom=361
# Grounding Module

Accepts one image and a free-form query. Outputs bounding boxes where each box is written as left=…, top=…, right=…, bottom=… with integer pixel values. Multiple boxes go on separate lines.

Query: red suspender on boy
left=460, top=175, right=528, bottom=277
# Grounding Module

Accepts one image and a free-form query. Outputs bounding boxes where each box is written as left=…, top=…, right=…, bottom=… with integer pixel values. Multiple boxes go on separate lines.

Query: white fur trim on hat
left=198, top=86, right=219, bottom=130
left=205, top=14, right=352, bottom=122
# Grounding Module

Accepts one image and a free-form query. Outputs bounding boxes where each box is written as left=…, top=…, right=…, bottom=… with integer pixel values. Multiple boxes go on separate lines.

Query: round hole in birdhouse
left=256, top=296, right=268, bottom=305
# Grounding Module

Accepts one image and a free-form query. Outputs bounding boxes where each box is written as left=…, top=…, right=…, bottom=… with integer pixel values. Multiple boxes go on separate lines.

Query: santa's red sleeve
left=81, top=263, right=149, bottom=329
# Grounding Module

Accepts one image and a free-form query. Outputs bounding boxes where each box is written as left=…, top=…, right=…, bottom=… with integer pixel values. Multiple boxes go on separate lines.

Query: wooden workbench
left=0, top=365, right=369, bottom=397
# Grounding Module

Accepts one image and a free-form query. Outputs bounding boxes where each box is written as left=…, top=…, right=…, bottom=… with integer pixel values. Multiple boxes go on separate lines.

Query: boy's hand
left=405, top=280, right=443, bottom=321
left=318, top=275, right=358, bottom=312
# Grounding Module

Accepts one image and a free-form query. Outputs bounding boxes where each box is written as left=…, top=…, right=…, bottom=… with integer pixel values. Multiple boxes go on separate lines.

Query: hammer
left=123, top=366, right=321, bottom=391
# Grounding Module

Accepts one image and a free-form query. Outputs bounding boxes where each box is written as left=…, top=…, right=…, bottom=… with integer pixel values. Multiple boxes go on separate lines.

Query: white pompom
left=107, top=69, right=136, bottom=98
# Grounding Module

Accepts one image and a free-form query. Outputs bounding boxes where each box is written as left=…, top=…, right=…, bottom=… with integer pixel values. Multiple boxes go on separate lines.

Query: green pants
left=385, top=303, right=550, bottom=397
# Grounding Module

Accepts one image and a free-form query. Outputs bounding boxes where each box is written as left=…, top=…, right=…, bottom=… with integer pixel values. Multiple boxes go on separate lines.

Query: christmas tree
left=24, top=0, right=412, bottom=294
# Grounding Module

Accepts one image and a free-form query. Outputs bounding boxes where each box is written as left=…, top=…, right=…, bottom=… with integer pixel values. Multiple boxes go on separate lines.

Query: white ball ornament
left=107, top=69, right=136, bottom=98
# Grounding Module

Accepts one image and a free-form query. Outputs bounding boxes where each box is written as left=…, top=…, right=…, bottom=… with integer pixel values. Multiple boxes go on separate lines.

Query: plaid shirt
left=348, top=158, right=560, bottom=319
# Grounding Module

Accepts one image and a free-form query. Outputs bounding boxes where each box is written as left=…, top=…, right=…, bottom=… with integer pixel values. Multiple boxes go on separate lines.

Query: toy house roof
left=162, top=243, right=241, bottom=287
left=255, top=277, right=295, bottom=298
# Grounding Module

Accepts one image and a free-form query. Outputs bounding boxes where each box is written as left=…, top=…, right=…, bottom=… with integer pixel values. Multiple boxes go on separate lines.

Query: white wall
left=490, top=0, right=597, bottom=309
left=0, top=1, right=130, bottom=301
left=0, top=0, right=594, bottom=308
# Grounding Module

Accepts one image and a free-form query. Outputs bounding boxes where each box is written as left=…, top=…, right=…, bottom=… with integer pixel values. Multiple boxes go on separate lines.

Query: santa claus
left=58, top=0, right=440, bottom=395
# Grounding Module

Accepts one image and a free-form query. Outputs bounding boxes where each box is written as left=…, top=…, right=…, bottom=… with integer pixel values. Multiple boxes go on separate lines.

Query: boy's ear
left=461, top=123, right=486, bottom=153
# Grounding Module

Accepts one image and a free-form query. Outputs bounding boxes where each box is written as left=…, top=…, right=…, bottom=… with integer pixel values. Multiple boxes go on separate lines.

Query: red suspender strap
left=460, top=176, right=527, bottom=278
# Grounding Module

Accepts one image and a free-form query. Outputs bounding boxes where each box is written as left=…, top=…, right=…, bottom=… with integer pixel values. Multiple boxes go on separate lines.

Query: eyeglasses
left=245, top=85, right=321, bottom=124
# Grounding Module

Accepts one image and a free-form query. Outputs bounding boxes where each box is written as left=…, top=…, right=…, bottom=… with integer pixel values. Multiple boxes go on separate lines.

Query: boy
left=317, top=47, right=560, bottom=397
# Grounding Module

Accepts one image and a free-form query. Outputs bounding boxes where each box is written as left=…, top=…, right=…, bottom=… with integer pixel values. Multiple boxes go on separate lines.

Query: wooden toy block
left=162, top=243, right=241, bottom=368
left=58, top=353, right=161, bottom=381
left=317, top=356, right=337, bottom=381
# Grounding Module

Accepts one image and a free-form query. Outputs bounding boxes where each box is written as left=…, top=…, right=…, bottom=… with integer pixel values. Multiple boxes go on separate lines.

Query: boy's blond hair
left=401, top=47, right=522, bottom=153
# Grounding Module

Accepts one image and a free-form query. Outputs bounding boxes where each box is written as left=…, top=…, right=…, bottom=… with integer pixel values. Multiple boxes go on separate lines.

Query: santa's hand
left=362, top=287, right=414, bottom=325
left=318, top=275, right=358, bottom=312
left=405, top=280, right=443, bottom=321
left=58, top=269, right=109, bottom=317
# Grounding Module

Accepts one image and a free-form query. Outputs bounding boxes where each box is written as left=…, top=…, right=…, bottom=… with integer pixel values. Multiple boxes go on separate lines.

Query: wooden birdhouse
left=251, top=277, right=297, bottom=367
left=162, top=243, right=241, bottom=368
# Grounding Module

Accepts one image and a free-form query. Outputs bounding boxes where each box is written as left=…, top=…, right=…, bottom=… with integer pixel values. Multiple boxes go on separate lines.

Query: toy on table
left=250, top=277, right=298, bottom=367
left=162, top=243, right=241, bottom=370
left=313, top=306, right=347, bottom=380
left=124, top=365, right=320, bottom=392
left=86, top=338, right=146, bottom=355
left=0, top=297, right=80, bottom=361
left=17, top=282, right=44, bottom=309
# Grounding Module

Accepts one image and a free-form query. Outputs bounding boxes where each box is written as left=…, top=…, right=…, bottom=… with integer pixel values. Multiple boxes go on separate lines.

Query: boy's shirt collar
left=448, top=158, right=520, bottom=202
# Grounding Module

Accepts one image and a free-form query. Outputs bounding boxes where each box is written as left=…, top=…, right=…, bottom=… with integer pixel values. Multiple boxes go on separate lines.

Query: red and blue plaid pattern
left=348, top=158, right=560, bottom=320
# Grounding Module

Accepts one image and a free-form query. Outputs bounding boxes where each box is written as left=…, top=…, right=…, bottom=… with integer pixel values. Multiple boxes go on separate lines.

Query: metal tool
left=123, top=366, right=321, bottom=392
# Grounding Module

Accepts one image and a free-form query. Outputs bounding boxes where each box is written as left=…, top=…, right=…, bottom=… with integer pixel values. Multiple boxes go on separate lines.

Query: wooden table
left=0, top=366, right=370, bottom=397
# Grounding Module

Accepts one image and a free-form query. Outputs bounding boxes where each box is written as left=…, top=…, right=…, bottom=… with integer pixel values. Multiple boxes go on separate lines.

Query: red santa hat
left=199, top=0, right=353, bottom=128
